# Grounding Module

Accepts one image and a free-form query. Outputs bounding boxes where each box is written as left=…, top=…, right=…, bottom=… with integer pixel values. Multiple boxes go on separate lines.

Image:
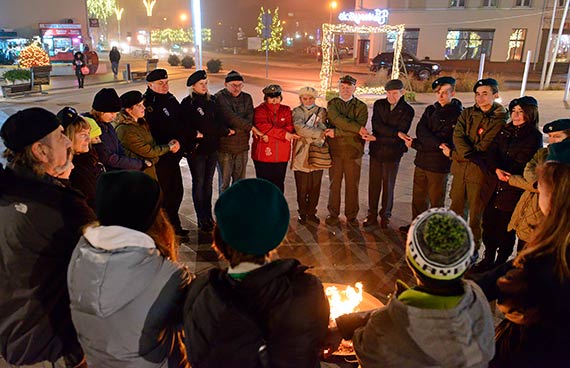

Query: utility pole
left=545, top=0, right=570, bottom=89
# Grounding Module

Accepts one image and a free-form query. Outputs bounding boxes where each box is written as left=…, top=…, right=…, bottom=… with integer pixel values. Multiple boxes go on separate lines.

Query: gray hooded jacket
left=67, top=225, right=191, bottom=367
left=353, top=280, right=495, bottom=368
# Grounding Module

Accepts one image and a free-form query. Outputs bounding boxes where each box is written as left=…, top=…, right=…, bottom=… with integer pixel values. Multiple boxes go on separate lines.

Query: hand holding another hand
left=168, top=139, right=180, bottom=153
left=285, top=132, right=301, bottom=141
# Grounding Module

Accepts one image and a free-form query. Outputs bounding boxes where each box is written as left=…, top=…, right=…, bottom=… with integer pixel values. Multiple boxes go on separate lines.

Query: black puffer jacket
left=412, top=99, right=463, bottom=173
left=183, top=259, right=329, bottom=368
left=0, top=166, right=95, bottom=365
left=180, top=92, right=230, bottom=156
left=215, top=88, right=254, bottom=154
left=369, top=96, right=415, bottom=162
left=486, top=122, right=542, bottom=212
left=69, top=149, right=105, bottom=210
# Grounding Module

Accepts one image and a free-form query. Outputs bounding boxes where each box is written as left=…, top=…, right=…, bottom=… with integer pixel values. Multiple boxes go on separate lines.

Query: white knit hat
left=298, top=86, right=318, bottom=98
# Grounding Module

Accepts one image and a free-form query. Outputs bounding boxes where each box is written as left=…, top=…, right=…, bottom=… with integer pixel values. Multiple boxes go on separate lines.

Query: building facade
left=351, top=0, right=569, bottom=64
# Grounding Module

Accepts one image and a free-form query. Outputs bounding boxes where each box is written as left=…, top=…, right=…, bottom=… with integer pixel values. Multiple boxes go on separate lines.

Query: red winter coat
left=251, top=102, right=294, bottom=163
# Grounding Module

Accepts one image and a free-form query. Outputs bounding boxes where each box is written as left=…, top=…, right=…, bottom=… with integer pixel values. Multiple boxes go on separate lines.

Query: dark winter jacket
left=144, top=87, right=194, bottom=159
left=369, top=95, right=415, bottom=162
left=69, top=149, right=105, bottom=210
left=0, top=165, right=95, bottom=365
left=411, top=98, right=462, bottom=173
left=180, top=91, right=230, bottom=156
left=252, top=102, right=294, bottom=163
left=326, top=97, right=368, bottom=160
left=109, top=49, right=121, bottom=63
left=485, top=122, right=542, bottom=212
left=215, top=88, right=254, bottom=154
left=183, top=259, right=329, bottom=368
left=68, top=226, right=191, bottom=367
left=85, top=113, right=145, bottom=171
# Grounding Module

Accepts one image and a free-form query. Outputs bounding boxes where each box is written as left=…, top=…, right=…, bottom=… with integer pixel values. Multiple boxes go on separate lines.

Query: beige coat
left=291, top=104, right=328, bottom=172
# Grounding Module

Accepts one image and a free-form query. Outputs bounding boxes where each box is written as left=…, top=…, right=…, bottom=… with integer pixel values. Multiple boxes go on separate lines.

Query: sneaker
left=380, top=218, right=390, bottom=229
left=347, top=218, right=360, bottom=227
left=362, top=216, right=378, bottom=227
left=398, top=224, right=410, bottom=234
left=307, top=215, right=321, bottom=224
left=298, top=215, right=307, bottom=225
left=325, top=215, right=340, bottom=226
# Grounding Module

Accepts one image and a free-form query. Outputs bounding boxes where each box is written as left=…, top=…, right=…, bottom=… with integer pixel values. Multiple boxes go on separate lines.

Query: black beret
left=120, top=90, right=144, bottom=109
left=262, top=84, right=282, bottom=96
left=473, top=78, right=499, bottom=92
left=215, top=178, right=289, bottom=255
left=432, top=76, right=456, bottom=90
left=508, top=96, right=538, bottom=111
left=146, top=68, right=168, bottom=82
left=56, top=106, right=81, bottom=129
left=96, top=170, right=162, bottom=233
left=92, top=88, right=121, bottom=112
left=546, top=139, right=570, bottom=164
left=543, top=119, right=570, bottom=133
left=186, top=70, right=207, bottom=87
left=1, top=108, right=61, bottom=152
left=339, top=74, right=357, bottom=85
left=225, top=70, right=244, bottom=83
left=385, top=79, right=404, bottom=91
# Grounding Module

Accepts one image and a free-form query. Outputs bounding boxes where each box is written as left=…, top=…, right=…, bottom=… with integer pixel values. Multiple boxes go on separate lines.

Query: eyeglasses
left=228, top=83, right=243, bottom=89
left=265, top=92, right=281, bottom=98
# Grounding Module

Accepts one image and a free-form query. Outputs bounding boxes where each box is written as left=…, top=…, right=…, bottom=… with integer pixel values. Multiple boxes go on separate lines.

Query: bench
left=128, top=59, right=158, bottom=81
left=31, top=65, right=52, bottom=94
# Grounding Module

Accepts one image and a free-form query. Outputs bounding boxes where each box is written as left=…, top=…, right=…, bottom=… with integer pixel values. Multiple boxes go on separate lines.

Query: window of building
left=483, top=0, right=497, bottom=6
left=507, top=28, right=527, bottom=61
left=515, top=0, right=532, bottom=7
left=559, top=0, right=565, bottom=6
left=385, top=28, right=420, bottom=55
left=450, top=0, right=465, bottom=7
left=445, top=29, right=494, bottom=60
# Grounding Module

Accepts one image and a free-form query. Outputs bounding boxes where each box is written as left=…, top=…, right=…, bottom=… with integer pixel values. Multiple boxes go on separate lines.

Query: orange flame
left=325, top=282, right=364, bottom=323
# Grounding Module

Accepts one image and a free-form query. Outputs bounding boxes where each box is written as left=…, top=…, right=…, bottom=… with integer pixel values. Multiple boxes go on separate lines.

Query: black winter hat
left=432, top=76, right=456, bottom=90
left=95, top=170, right=162, bottom=233
left=120, top=90, right=144, bottom=109
left=508, top=96, right=538, bottom=112
left=543, top=118, right=570, bottom=133
left=0, top=108, right=60, bottom=152
left=56, top=106, right=82, bottom=129
left=146, top=68, right=168, bottom=82
left=92, top=88, right=121, bottom=112
left=385, top=79, right=404, bottom=91
left=225, top=70, right=244, bottom=83
left=473, top=78, right=499, bottom=93
left=187, top=70, right=207, bottom=86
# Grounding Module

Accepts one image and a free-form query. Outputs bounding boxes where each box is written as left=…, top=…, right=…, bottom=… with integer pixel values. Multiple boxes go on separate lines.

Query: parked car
left=369, top=51, right=441, bottom=80
left=316, top=46, right=353, bottom=61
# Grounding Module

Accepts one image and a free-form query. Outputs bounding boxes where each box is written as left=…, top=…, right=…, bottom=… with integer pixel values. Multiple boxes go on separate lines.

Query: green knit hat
left=214, top=178, right=290, bottom=255
left=406, top=208, right=474, bottom=281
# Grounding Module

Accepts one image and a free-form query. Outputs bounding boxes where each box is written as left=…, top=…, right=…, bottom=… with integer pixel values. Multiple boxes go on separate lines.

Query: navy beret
left=508, top=96, right=538, bottom=111
left=1, top=108, right=60, bottom=152
left=120, top=90, right=144, bottom=109
left=546, top=139, right=570, bottom=164
left=262, top=84, right=282, bottom=96
left=339, top=74, right=357, bottom=85
left=543, top=119, right=570, bottom=133
left=146, top=68, right=168, bottom=82
left=186, top=70, right=207, bottom=87
left=56, top=106, right=82, bottom=129
left=385, top=79, right=404, bottom=91
left=214, top=178, right=290, bottom=255
left=92, top=88, right=121, bottom=112
left=432, top=76, right=456, bottom=90
left=473, top=78, right=499, bottom=92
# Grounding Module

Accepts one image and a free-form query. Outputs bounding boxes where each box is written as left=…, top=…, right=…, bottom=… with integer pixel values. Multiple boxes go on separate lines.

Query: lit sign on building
left=338, top=9, right=389, bottom=26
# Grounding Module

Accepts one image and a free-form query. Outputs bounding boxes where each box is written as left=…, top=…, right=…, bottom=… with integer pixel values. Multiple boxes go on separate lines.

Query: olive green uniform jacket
left=114, top=111, right=171, bottom=179
left=326, top=97, right=368, bottom=160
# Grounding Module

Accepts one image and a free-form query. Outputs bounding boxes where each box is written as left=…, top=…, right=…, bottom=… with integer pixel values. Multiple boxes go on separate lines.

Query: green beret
left=385, top=79, right=404, bottom=91
left=432, top=76, right=456, bottom=90
left=339, top=75, right=357, bottom=85
left=214, top=178, right=290, bottom=255
left=473, top=78, right=499, bottom=92
left=546, top=139, right=570, bottom=164
left=146, top=68, right=168, bottom=82
left=543, top=119, right=570, bottom=133
left=262, top=84, right=282, bottom=97
left=186, top=69, right=207, bottom=87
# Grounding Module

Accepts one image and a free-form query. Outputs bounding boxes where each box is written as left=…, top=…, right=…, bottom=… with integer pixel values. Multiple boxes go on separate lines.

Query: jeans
left=217, top=151, right=248, bottom=193
left=111, top=61, right=119, bottom=77
left=367, top=157, right=400, bottom=220
left=327, top=157, right=362, bottom=220
left=188, top=153, right=217, bottom=226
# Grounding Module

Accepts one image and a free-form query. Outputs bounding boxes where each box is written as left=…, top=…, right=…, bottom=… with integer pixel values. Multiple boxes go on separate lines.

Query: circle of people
left=1, top=68, right=570, bottom=367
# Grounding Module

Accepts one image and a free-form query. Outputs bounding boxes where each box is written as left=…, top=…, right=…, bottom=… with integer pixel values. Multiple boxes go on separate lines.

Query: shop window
left=550, top=34, right=570, bottom=62
left=507, top=28, right=526, bottom=61
left=445, top=29, right=494, bottom=60
left=450, top=0, right=465, bottom=7
left=482, top=0, right=497, bottom=6
left=385, top=28, right=420, bottom=55
left=515, top=0, right=532, bottom=7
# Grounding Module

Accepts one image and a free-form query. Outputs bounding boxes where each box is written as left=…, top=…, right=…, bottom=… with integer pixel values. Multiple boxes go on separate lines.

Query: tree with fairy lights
left=18, top=43, right=50, bottom=68
left=255, top=7, right=284, bottom=52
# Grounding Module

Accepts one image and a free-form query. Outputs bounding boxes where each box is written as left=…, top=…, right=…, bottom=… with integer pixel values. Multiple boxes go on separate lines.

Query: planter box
left=1, top=83, right=33, bottom=97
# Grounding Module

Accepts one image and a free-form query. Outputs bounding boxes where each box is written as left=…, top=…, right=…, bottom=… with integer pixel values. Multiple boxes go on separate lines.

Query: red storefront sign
left=39, top=23, right=82, bottom=37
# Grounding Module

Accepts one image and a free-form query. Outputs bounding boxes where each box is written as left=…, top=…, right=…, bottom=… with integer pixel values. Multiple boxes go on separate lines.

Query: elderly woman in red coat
left=251, top=84, right=299, bottom=192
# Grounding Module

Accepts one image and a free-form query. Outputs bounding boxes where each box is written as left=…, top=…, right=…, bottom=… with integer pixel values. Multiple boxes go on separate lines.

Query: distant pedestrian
left=109, top=46, right=121, bottom=79
left=73, top=51, right=86, bottom=88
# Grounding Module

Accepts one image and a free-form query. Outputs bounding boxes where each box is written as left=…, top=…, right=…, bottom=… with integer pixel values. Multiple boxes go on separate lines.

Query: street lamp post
left=114, top=5, right=124, bottom=41
left=191, top=0, right=203, bottom=70
left=143, top=0, right=157, bottom=58
left=329, top=1, right=338, bottom=25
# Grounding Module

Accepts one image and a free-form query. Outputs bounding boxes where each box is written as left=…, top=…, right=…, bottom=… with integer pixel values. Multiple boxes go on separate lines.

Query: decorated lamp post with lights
left=114, top=4, right=124, bottom=41
left=143, top=0, right=156, bottom=58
